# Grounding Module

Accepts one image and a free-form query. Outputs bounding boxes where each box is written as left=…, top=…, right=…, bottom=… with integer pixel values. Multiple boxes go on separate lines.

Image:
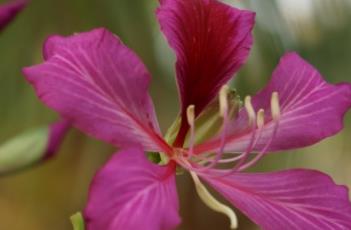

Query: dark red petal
left=157, top=0, right=255, bottom=146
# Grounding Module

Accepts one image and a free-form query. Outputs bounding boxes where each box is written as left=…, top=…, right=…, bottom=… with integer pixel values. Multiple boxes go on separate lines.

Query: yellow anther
left=187, top=105, right=195, bottom=126
left=257, top=109, right=265, bottom=128
left=271, top=92, right=280, bottom=121
left=244, top=96, right=256, bottom=126
left=190, top=171, right=238, bottom=229
left=219, top=85, right=230, bottom=117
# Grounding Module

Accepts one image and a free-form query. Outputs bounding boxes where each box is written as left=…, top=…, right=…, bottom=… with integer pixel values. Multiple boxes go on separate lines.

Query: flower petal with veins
left=157, top=0, right=255, bottom=145
left=84, top=148, right=181, bottom=230
left=202, top=169, right=351, bottom=230
left=195, top=53, right=351, bottom=154
left=23, top=28, right=171, bottom=153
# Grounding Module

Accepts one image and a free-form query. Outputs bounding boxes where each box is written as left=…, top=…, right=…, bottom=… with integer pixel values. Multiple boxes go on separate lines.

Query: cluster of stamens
left=173, top=85, right=281, bottom=229
left=179, top=85, right=281, bottom=175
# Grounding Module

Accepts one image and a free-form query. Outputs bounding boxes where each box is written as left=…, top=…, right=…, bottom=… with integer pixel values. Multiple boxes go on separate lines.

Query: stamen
left=187, top=105, right=195, bottom=126
left=256, top=109, right=265, bottom=129
left=190, top=171, right=238, bottom=229
left=194, top=86, right=230, bottom=171
left=216, top=109, right=262, bottom=176
left=219, top=85, right=230, bottom=117
left=238, top=93, right=281, bottom=171
left=187, top=105, right=196, bottom=158
left=194, top=153, right=245, bottom=165
left=238, top=120, right=279, bottom=172
left=244, top=96, right=255, bottom=126
left=271, top=92, right=280, bottom=121
left=230, top=97, right=257, bottom=171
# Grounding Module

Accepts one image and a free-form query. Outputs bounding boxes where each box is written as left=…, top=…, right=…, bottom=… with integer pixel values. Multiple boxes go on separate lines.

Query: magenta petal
left=157, top=0, right=255, bottom=116
left=23, top=28, right=170, bottom=153
left=203, top=169, right=351, bottom=229
left=43, top=119, right=71, bottom=160
left=0, top=0, right=27, bottom=31
left=84, top=148, right=181, bottom=230
left=196, top=52, right=351, bottom=153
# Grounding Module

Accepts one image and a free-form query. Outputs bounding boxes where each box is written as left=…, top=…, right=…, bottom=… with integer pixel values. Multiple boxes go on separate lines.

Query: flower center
left=181, top=85, right=281, bottom=174
left=171, top=86, right=282, bottom=229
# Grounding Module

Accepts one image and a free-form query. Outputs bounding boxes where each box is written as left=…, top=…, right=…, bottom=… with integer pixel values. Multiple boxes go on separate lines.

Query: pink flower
left=23, top=0, right=351, bottom=229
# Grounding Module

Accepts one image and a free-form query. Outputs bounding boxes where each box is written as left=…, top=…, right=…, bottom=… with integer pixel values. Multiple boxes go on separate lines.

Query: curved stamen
left=190, top=171, right=238, bottom=229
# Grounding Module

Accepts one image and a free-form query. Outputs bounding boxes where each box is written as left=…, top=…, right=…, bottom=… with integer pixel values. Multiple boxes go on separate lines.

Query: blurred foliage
left=0, top=125, right=49, bottom=175
left=0, top=0, right=350, bottom=229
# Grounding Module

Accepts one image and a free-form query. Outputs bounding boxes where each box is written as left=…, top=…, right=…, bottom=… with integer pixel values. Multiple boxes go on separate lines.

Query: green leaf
left=70, top=212, right=85, bottom=230
left=0, top=126, right=49, bottom=175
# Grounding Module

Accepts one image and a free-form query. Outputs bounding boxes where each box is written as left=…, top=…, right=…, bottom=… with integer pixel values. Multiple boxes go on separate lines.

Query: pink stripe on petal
left=84, top=148, right=180, bottom=230
left=196, top=52, right=351, bottom=154
left=0, top=0, right=27, bottom=31
left=203, top=169, right=351, bottom=229
left=23, top=28, right=171, bottom=153
left=157, top=0, right=255, bottom=118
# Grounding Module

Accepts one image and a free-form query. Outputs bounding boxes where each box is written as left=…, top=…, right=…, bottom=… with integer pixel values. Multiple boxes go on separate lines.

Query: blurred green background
left=0, top=0, right=350, bottom=229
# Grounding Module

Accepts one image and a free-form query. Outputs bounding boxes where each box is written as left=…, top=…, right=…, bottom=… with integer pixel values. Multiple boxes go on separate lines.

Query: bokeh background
left=0, top=0, right=350, bottom=229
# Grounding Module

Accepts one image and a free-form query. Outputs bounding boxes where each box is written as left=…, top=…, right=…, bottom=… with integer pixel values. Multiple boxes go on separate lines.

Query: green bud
left=70, top=212, right=85, bottom=230
left=0, top=126, right=49, bottom=175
